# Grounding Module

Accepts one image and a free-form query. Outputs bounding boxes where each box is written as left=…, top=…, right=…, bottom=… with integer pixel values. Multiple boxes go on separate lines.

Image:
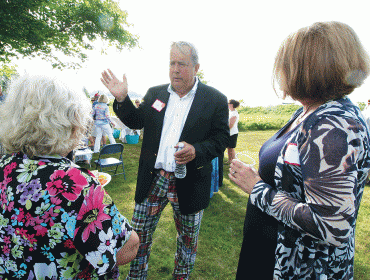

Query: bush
left=237, top=104, right=299, bottom=131
left=238, top=104, right=301, bottom=116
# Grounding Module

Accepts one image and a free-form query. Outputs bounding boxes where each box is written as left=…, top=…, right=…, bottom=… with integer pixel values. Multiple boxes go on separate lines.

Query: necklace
left=295, top=104, right=316, bottom=124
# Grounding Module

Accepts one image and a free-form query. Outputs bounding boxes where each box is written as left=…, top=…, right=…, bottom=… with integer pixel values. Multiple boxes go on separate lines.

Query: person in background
left=134, top=99, right=141, bottom=108
left=0, top=84, right=5, bottom=103
left=0, top=86, right=5, bottom=156
left=92, top=94, right=116, bottom=153
left=90, top=92, right=108, bottom=147
left=92, top=92, right=100, bottom=108
left=229, top=21, right=370, bottom=280
left=101, top=41, right=229, bottom=280
left=227, top=99, right=240, bottom=163
left=0, top=74, right=139, bottom=279
left=74, top=118, right=95, bottom=165
left=361, top=99, right=370, bottom=127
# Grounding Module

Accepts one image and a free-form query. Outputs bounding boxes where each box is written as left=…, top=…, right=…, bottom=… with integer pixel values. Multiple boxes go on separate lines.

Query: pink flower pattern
left=0, top=152, right=132, bottom=279
left=76, top=185, right=111, bottom=242
left=46, top=168, right=88, bottom=201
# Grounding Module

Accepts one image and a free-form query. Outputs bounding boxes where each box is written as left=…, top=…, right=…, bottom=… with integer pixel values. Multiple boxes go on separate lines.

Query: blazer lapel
left=180, top=83, right=206, bottom=140
left=150, top=86, right=170, bottom=145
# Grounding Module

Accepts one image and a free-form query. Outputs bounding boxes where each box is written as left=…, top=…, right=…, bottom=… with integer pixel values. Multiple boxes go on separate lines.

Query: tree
left=0, top=0, right=139, bottom=69
left=0, top=63, right=19, bottom=94
left=196, top=69, right=208, bottom=84
left=82, top=87, right=91, bottom=99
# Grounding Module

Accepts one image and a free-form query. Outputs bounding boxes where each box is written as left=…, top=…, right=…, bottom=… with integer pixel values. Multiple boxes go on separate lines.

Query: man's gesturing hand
left=101, top=69, right=128, bottom=103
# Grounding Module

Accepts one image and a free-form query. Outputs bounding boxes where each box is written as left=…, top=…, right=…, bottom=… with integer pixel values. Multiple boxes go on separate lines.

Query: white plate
left=98, top=172, right=111, bottom=187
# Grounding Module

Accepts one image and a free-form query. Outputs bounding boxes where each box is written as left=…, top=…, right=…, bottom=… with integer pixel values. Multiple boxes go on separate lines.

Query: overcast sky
left=15, top=0, right=370, bottom=107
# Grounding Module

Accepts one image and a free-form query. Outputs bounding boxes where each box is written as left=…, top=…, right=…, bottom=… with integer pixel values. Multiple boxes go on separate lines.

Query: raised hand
left=101, top=69, right=128, bottom=102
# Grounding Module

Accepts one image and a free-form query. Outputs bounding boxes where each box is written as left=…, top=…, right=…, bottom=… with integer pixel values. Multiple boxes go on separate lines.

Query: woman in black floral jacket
left=230, top=21, right=370, bottom=280
left=0, top=75, right=139, bottom=279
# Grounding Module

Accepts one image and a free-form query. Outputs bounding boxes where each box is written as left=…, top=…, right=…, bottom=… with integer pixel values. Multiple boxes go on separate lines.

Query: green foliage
left=237, top=104, right=300, bottom=131
left=0, top=63, right=19, bottom=93
left=0, top=0, right=138, bottom=69
left=358, top=102, right=366, bottom=111
left=196, top=70, right=208, bottom=85
left=238, top=116, right=289, bottom=131
left=239, top=104, right=301, bottom=115
left=82, top=87, right=90, bottom=99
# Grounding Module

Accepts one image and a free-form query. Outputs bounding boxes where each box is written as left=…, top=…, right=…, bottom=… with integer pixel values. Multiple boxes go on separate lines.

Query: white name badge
left=284, top=143, right=300, bottom=166
left=152, top=99, right=166, bottom=112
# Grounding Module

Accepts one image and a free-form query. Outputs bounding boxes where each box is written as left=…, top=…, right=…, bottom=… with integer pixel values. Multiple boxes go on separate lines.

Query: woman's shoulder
left=304, top=98, right=363, bottom=127
left=297, top=98, right=369, bottom=146
left=96, top=102, right=107, bottom=108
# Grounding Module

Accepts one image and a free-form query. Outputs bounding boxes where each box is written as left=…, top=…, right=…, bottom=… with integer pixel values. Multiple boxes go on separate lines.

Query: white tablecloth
left=74, top=148, right=93, bottom=167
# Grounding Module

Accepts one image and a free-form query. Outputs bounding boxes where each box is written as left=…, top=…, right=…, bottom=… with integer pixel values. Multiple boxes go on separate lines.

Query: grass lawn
left=80, top=130, right=370, bottom=279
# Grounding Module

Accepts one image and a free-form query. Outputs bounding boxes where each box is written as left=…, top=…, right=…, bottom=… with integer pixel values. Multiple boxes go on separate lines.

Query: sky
left=14, top=0, right=370, bottom=107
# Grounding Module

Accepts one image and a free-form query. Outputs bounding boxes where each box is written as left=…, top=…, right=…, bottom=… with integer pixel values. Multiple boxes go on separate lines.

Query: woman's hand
left=228, top=159, right=261, bottom=194
left=101, top=69, right=128, bottom=102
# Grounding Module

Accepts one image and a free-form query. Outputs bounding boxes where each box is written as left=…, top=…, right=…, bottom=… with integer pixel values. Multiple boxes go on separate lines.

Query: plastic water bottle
left=174, top=143, right=187, bottom=179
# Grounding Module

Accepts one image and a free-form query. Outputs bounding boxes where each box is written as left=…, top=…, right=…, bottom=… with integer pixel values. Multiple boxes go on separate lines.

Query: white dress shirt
left=154, top=77, right=199, bottom=172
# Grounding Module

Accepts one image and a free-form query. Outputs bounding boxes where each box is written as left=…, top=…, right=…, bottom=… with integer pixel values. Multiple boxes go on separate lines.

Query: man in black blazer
left=101, top=41, right=229, bottom=279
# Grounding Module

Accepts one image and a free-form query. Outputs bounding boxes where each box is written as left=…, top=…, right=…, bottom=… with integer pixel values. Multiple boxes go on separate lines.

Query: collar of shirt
left=154, top=77, right=199, bottom=172
left=167, top=76, right=199, bottom=98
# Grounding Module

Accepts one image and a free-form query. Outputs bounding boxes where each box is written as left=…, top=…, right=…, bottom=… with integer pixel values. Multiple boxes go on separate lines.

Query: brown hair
left=273, top=21, right=370, bottom=102
left=229, top=99, right=240, bottom=109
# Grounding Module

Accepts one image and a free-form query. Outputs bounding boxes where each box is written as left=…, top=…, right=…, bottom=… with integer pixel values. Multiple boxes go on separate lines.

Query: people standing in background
left=92, top=94, right=116, bottom=153
left=230, top=21, right=370, bottom=280
left=101, top=41, right=229, bottom=280
left=134, top=99, right=141, bottom=108
left=227, top=99, right=240, bottom=163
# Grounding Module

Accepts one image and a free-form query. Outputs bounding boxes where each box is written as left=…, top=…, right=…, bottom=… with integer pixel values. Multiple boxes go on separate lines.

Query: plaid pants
left=126, top=171, right=204, bottom=280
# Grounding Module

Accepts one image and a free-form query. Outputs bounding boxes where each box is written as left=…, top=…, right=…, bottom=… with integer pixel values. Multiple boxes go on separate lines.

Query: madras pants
left=126, top=170, right=204, bottom=280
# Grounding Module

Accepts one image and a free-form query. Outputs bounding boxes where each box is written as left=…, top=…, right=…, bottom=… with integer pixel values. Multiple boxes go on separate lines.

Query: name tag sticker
left=152, top=99, right=166, bottom=112
left=284, top=143, right=300, bottom=166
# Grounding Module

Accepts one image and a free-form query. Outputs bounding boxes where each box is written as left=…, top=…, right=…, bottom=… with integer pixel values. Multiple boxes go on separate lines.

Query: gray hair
left=171, top=41, right=199, bottom=65
left=98, top=94, right=109, bottom=103
left=0, top=74, right=92, bottom=158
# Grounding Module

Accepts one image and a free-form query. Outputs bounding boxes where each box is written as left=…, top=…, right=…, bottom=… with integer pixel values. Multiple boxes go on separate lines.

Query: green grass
left=80, top=130, right=370, bottom=279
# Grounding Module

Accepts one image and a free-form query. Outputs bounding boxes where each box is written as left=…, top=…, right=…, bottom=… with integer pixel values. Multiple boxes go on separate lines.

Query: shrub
left=237, top=104, right=298, bottom=131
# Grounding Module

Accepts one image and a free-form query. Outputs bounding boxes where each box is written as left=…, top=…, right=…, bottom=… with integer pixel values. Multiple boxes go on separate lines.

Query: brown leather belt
left=158, top=169, right=175, bottom=179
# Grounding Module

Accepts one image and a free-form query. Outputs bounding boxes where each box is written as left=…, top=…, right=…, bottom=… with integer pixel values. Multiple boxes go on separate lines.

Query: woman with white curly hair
left=0, top=75, right=138, bottom=279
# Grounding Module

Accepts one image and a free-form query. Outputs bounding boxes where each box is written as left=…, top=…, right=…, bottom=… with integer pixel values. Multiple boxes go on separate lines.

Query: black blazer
left=113, top=82, right=229, bottom=214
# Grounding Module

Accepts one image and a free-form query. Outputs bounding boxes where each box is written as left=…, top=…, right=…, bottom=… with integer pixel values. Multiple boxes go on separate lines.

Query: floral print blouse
left=251, top=98, right=370, bottom=280
left=0, top=152, right=133, bottom=279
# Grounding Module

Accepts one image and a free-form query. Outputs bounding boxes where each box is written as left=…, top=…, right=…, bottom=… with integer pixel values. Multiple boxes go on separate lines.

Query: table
left=74, top=148, right=93, bottom=167
left=110, top=116, right=141, bottom=142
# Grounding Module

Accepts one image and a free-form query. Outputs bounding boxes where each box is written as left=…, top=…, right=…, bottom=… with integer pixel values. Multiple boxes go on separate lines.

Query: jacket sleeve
left=113, top=95, right=145, bottom=129
left=250, top=113, right=368, bottom=247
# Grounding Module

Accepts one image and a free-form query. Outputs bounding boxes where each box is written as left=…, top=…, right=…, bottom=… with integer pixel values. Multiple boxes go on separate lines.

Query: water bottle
left=174, top=143, right=187, bottom=179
